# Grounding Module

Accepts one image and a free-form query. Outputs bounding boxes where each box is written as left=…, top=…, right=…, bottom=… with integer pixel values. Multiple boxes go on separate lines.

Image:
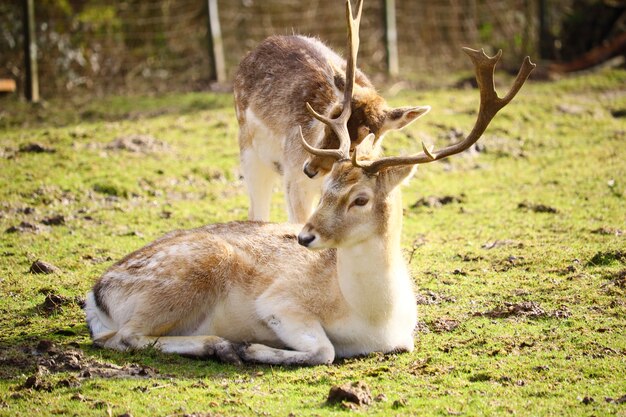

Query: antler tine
left=299, top=126, right=345, bottom=160
left=355, top=48, right=536, bottom=173
left=299, top=0, right=363, bottom=160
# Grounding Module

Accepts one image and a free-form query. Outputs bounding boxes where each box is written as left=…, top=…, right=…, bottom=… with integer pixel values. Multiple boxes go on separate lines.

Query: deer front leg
left=241, top=147, right=279, bottom=221
left=103, top=331, right=244, bottom=365
left=238, top=310, right=335, bottom=366
left=284, top=173, right=320, bottom=224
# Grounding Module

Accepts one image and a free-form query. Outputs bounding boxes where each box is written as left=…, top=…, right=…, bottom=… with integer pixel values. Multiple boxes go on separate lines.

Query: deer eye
left=352, top=196, right=369, bottom=207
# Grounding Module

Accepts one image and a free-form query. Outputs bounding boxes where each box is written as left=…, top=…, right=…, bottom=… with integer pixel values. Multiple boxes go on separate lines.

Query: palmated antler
left=352, top=48, right=536, bottom=173
left=298, top=0, right=363, bottom=161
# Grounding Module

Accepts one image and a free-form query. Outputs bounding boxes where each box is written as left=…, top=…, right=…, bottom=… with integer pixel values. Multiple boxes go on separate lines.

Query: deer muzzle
left=297, top=224, right=317, bottom=247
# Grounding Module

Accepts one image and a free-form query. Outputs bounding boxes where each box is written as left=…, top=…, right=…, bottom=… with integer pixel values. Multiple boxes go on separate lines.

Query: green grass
left=1, top=67, right=625, bottom=416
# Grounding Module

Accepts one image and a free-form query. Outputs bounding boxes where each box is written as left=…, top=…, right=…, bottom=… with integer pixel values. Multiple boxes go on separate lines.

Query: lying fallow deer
left=234, top=0, right=430, bottom=223
left=84, top=20, right=535, bottom=364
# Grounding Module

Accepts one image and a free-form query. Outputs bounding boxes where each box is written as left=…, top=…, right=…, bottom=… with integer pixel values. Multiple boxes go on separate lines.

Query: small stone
left=517, top=201, right=558, bottom=214
left=41, top=215, right=65, bottom=226
left=71, top=393, right=87, bottom=402
left=327, top=381, right=372, bottom=406
left=581, top=396, right=594, bottom=405
left=6, top=221, right=41, bottom=233
left=374, top=393, right=388, bottom=402
left=29, top=260, right=60, bottom=274
left=19, top=143, right=56, bottom=153
left=392, top=398, right=408, bottom=409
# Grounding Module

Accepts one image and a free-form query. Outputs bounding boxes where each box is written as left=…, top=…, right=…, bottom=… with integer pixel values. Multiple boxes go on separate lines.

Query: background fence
left=1, top=0, right=624, bottom=99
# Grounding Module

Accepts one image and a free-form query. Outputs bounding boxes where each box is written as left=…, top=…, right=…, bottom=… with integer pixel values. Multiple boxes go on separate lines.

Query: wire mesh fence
left=0, top=0, right=585, bottom=99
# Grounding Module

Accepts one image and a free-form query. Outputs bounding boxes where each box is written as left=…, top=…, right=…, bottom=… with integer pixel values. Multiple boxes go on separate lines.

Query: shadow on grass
left=0, top=314, right=299, bottom=384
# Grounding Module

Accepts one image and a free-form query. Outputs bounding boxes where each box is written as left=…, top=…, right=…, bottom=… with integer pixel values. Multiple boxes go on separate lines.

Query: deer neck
left=335, top=188, right=407, bottom=322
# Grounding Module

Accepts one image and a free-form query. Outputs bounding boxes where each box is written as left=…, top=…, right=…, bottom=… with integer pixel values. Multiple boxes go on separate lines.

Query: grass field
left=1, top=66, right=625, bottom=416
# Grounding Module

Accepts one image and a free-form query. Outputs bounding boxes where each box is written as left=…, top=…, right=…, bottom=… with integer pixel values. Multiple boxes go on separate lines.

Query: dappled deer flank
left=234, top=0, right=429, bottom=223
left=352, top=48, right=536, bottom=173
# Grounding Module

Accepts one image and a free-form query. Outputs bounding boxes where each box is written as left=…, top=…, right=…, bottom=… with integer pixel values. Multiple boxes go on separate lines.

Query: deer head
left=300, top=0, right=430, bottom=179
left=298, top=47, right=536, bottom=249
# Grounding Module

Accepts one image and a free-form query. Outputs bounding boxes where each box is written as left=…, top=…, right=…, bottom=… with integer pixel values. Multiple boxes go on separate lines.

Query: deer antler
left=354, top=48, right=536, bottom=173
left=299, top=0, right=363, bottom=160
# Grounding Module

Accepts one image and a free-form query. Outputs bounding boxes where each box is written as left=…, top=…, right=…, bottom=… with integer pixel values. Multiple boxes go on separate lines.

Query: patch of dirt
left=392, top=398, right=408, bottom=409
left=552, top=261, right=581, bottom=276
left=493, top=255, right=528, bottom=272
left=430, top=318, right=460, bottom=333
left=5, top=221, right=47, bottom=234
left=414, top=321, right=431, bottom=334
left=106, top=134, right=169, bottom=154
left=603, top=269, right=626, bottom=289
left=82, top=254, right=113, bottom=265
left=18, top=143, right=56, bottom=153
left=456, top=253, right=485, bottom=262
left=29, top=260, right=60, bottom=274
left=7, top=341, right=153, bottom=393
left=173, top=414, right=218, bottom=417
left=327, top=381, right=372, bottom=407
left=41, top=214, right=65, bottom=226
left=407, top=358, right=431, bottom=375
left=605, top=394, right=626, bottom=404
left=591, top=227, right=623, bottom=236
left=30, top=184, right=77, bottom=206
left=475, top=302, right=572, bottom=319
left=411, top=194, right=465, bottom=209
left=474, top=301, right=546, bottom=319
left=518, top=201, right=559, bottom=214
left=12, top=341, right=159, bottom=390
left=610, top=109, right=626, bottom=118
left=21, top=369, right=54, bottom=392
left=415, top=290, right=457, bottom=305
left=551, top=305, right=572, bottom=319
left=36, top=293, right=80, bottom=316
left=481, top=240, right=524, bottom=250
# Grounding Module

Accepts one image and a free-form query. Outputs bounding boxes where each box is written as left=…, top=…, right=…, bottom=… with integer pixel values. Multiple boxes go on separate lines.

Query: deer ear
left=377, top=165, right=417, bottom=193
left=382, top=105, right=431, bottom=132
left=354, top=133, right=376, bottom=159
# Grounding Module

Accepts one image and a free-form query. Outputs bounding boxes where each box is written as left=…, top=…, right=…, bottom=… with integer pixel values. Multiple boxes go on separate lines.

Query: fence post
left=383, top=0, right=399, bottom=77
left=207, top=0, right=226, bottom=83
left=23, top=0, right=39, bottom=102
left=538, top=0, right=552, bottom=59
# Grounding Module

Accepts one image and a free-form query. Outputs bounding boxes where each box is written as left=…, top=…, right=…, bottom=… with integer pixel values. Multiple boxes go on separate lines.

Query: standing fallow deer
left=84, top=0, right=535, bottom=364
left=234, top=0, right=430, bottom=223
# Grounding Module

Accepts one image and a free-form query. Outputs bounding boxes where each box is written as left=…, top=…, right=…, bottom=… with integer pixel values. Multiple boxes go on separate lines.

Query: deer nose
left=297, top=231, right=316, bottom=247
left=303, top=162, right=318, bottom=179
